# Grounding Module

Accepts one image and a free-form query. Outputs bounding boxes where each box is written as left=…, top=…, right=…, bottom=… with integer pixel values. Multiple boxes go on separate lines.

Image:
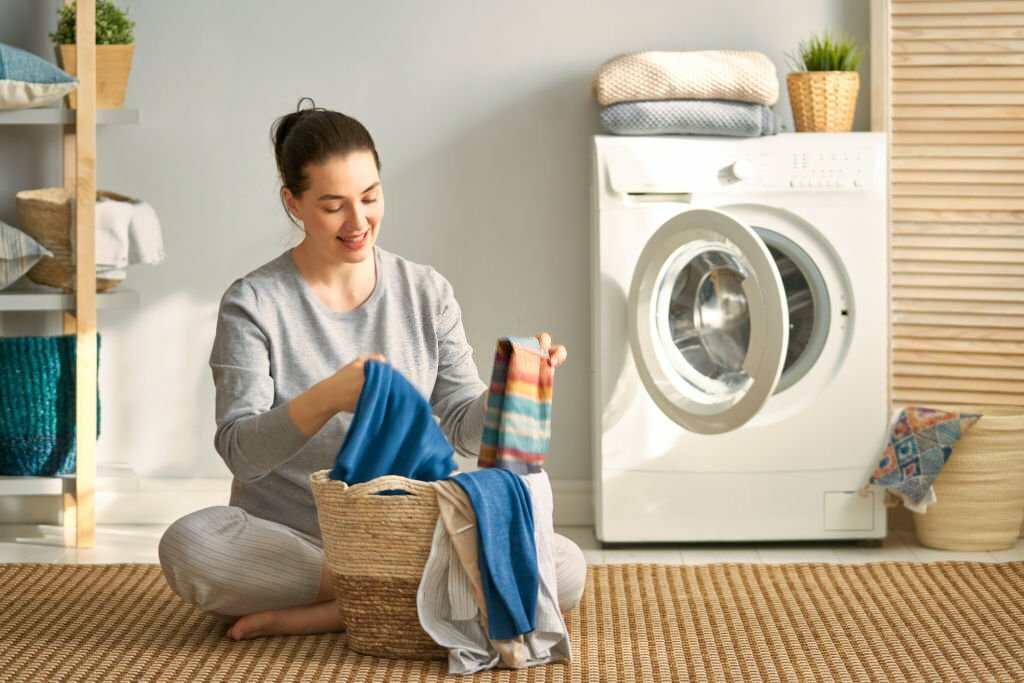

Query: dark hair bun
left=269, top=98, right=382, bottom=225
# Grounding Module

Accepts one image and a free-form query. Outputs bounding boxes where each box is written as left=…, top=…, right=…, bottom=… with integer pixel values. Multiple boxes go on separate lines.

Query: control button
left=853, top=178, right=863, bottom=188
left=731, top=159, right=754, bottom=180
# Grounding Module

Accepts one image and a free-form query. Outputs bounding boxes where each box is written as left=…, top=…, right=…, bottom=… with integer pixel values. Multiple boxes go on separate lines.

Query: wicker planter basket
left=913, top=406, right=1024, bottom=551
left=57, top=44, right=134, bottom=109
left=309, top=470, right=446, bottom=660
left=15, top=187, right=129, bottom=292
left=787, top=71, right=859, bottom=132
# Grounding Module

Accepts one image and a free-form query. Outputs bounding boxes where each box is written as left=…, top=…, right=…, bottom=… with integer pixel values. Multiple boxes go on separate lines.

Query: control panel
left=598, top=135, right=883, bottom=200
left=727, top=147, right=877, bottom=191
left=787, top=148, right=871, bottom=189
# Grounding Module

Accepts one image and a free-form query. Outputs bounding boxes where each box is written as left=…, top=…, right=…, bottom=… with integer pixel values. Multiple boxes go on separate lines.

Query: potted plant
left=786, top=32, right=864, bottom=132
left=50, top=0, right=135, bottom=109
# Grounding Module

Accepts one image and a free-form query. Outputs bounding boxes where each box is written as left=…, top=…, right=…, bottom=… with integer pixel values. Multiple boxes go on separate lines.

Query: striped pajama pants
left=158, top=505, right=588, bottom=622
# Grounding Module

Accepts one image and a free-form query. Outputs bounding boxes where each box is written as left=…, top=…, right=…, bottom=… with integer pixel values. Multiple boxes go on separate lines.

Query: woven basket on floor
left=15, top=187, right=131, bottom=292
left=786, top=71, right=859, bottom=132
left=913, top=406, right=1024, bottom=551
left=309, top=470, right=446, bottom=660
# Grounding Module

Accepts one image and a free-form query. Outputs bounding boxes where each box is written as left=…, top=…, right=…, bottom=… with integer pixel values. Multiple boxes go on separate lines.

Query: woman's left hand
left=537, top=332, right=568, bottom=368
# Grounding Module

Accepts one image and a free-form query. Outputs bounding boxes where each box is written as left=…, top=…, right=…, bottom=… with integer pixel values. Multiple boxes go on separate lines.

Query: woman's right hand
left=324, top=353, right=387, bottom=414
left=288, top=353, right=386, bottom=436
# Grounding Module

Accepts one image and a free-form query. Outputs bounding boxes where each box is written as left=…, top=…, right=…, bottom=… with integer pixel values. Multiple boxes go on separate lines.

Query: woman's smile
left=337, top=230, right=369, bottom=249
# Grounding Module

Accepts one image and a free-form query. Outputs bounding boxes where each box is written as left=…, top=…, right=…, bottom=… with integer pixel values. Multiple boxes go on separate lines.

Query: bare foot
left=226, top=600, right=345, bottom=641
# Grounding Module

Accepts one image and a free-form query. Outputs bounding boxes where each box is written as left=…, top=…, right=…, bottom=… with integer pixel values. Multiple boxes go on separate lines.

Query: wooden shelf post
left=73, top=0, right=97, bottom=549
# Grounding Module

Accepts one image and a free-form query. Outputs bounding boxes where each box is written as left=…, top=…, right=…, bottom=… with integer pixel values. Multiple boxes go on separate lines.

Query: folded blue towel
left=451, top=468, right=538, bottom=640
left=328, top=360, right=457, bottom=485
left=601, top=99, right=780, bottom=137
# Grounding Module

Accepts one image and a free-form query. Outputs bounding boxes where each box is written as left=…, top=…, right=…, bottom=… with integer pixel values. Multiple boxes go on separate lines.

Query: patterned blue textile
left=868, top=406, right=980, bottom=505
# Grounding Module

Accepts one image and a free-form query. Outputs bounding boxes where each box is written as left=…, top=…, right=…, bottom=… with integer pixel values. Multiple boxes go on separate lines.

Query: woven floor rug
left=1, top=562, right=1022, bottom=682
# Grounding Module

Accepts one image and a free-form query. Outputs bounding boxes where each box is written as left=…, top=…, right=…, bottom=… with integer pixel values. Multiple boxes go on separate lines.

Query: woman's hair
left=270, top=97, right=381, bottom=222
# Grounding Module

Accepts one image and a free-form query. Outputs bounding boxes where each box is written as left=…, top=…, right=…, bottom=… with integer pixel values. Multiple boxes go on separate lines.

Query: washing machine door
left=629, top=208, right=789, bottom=434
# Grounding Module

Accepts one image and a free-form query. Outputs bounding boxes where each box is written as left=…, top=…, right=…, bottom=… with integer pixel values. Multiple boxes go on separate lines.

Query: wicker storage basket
left=15, top=187, right=129, bottom=292
left=786, top=71, right=859, bottom=132
left=309, top=470, right=446, bottom=660
left=913, top=406, right=1024, bottom=551
left=0, top=335, right=100, bottom=476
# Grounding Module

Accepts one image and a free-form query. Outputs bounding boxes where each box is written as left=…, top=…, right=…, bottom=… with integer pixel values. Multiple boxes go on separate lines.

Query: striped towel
left=479, top=337, right=553, bottom=474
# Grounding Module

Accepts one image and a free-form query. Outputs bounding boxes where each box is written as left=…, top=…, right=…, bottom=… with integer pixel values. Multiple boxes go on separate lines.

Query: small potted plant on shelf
left=50, top=0, right=135, bottom=109
left=786, top=31, right=864, bottom=132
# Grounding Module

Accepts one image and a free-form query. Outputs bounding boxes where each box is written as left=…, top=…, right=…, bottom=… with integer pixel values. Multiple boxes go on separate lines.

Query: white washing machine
left=592, top=133, right=888, bottom=543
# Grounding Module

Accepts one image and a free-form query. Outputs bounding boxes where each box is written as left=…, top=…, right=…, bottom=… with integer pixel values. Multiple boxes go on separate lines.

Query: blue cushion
left=0, top=43, right=78, bottom=110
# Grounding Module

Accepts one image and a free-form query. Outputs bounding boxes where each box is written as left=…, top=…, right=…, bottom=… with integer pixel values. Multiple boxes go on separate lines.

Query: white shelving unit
left=0, top=1, right=139, bottom=547
left=0, top=108, right=139, bottom=125
left=0, top=284, right=139, bottom=311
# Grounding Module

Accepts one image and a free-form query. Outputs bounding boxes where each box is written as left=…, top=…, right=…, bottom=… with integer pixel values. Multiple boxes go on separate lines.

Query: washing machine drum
left=629, top=208, right=792, bottom=434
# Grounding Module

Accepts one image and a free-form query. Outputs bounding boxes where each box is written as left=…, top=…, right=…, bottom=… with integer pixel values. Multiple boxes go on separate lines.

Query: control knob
left=730, top=159, right=754, bottom=181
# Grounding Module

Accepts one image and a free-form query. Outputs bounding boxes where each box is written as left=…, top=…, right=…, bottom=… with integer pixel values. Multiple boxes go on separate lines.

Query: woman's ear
left=282, top=187, right=303, bottom=223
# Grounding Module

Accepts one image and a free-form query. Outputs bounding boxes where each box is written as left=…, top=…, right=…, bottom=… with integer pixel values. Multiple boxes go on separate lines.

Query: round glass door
left=629, top=209, right=789, bottom=434
left=755, top=228, right=831, bottom=394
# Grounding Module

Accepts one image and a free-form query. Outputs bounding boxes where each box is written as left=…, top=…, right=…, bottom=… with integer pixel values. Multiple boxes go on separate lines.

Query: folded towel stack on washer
left=592, top=50, right=781, bottom=137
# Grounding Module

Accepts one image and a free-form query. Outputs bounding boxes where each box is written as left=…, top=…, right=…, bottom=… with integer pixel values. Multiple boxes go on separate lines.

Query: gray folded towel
left=601, top=99, right=780, bottom=137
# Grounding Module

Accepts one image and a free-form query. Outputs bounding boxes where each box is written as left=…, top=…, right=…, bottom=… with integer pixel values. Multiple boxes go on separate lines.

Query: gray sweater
left=209, top=247, right=488, bottom=538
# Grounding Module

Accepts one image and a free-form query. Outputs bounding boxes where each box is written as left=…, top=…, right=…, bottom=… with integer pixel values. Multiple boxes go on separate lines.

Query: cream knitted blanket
left=593, top=50, right=779, bottom=106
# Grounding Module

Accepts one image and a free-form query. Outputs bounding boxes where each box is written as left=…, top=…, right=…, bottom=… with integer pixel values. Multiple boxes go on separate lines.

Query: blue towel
left=328, top=360, right=457, bottom=485
left=451, top=468, right=538, bottom=640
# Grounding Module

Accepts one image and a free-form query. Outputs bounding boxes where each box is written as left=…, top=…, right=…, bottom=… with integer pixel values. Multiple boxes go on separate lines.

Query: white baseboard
left=2, top=476, right=596, bottom=527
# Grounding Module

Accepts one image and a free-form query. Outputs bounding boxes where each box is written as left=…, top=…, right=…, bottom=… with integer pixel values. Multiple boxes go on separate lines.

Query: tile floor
left=1, top=524, right=1022, bottom=565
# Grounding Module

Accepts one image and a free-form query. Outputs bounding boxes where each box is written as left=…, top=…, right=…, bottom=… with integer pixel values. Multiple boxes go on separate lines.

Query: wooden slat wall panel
left=888, top=0, right=1024, bottom=411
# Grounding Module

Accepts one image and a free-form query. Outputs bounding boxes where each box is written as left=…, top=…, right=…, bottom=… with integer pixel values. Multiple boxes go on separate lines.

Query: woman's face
left=284, top=151, right=384, bottom=264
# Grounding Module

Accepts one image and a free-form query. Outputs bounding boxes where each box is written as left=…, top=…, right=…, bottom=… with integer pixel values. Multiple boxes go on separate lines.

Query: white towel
left=126, top=199, right=165, bottom=265
left=95, top=197, right=134, bottom=274
left=79, top=196, right=165, bottom=279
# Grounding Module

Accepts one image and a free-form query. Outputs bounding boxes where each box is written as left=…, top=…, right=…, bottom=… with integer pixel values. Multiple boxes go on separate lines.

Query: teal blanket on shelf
left=0, top=335, right=100, bottom=476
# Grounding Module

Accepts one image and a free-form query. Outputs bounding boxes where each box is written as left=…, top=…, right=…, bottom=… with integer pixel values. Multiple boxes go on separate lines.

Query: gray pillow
left=0, top=219, right=53, bottom=289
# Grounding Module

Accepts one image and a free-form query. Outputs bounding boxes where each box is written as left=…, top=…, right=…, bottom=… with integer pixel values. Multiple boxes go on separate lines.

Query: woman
left=158, top=101, right=586, bottom=641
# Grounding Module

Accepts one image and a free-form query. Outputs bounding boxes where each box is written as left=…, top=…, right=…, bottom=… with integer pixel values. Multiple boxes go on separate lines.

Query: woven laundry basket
left=786, top=71, right=859, bottom=132
left=913, top=406, right=1024, bottom=551
left=309, top=470, right=446, bottom=660
left=15, top=187, right=132, bottom=292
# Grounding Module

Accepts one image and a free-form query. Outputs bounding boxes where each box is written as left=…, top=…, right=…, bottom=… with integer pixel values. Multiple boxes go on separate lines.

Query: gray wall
left=0, top=1, right=871, bottom=482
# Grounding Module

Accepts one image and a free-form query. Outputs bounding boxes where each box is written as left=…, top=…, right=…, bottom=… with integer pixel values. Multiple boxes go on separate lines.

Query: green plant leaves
left=49, top=0, right=135, bottom=46
left=786, top=31, right=864, bottom=72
